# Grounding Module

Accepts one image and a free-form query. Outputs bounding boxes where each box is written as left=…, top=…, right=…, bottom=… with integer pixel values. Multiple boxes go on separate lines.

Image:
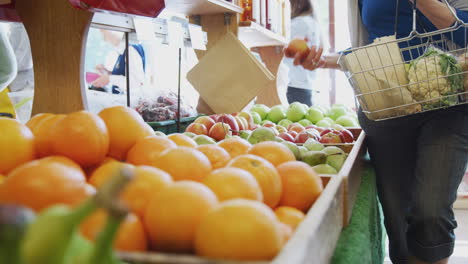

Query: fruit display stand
left=118, top=174, right=345, bottom=264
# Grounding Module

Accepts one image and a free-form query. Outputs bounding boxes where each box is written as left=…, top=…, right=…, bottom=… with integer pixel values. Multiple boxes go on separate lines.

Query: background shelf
left=165, top=0, right=243, bottom=16
left=238, top=21, right=288, bottom=48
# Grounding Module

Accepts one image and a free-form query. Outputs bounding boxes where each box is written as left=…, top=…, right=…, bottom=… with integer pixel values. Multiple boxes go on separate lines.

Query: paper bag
left=342, top=36, right=421, bottom=120
left=187, top=32, right=275, bottom=114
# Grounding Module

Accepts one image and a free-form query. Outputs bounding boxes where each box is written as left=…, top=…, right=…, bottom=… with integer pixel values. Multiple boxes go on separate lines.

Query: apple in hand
left=185, top=123, right=208, bottom=135
left=339, top=129, right=355, bottom=143
left=319, top=132, right=343, bottom=144
left=279, top=132, right=295, bottom=142
left=209, top=122, right=232, bottom=141
left=218, top=114, right=239, bottom=135
left=194, top=116, right=216, bottom=131
left=285, top=38, right=310, bottom=62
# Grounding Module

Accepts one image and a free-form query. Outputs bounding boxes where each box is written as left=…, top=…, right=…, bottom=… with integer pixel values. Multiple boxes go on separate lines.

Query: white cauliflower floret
left=407, top=55, right=450, bottom=102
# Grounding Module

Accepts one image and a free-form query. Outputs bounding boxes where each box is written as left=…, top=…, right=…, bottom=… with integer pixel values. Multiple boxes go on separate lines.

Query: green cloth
left=331, top=161, right=386, bottom=264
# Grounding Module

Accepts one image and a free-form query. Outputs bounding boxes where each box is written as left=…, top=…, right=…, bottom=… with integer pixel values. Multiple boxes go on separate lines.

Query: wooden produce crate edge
left=118, top=176, right=345, bottom=264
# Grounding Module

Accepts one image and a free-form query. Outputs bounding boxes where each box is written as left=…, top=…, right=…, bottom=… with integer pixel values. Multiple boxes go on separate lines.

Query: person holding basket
left=285, top=0, right=468, bottom=263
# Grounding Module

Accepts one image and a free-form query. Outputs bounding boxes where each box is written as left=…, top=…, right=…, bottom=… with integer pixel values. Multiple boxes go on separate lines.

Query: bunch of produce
left=407, top=47, right=464, bottom=110
left=134, top=91, right=197, bottom=122
left=0, top=106, right=327, bottom=262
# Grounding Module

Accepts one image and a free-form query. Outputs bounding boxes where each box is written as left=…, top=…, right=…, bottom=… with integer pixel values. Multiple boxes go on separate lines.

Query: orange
left=31, top=114, right=65, bottom=157
left=90, top=164, right=173, bottom=218
left=153, top=147, right=212, bottom=182
left=40, top=155, right=84, bottom=173
left=49, top=111, right=109, bottom=168
left=167, top=133, right=197, bottom=148
left=81, top=210, right=147, bottom=252
left=144, top=181, right=218, bottom=253
left=202, top=167, right=263, bottom=202
left=276, top=161, right=323, bottom=212
left=274, top=206, right=305, bottom=230
left=0, top=174, right=5, bottom=184
left=196, top=145, right=231, bottom=169
left=227, top=154, right=282, bottom=208
left=99, top=106, right=154, bottom=161
left=194, top=199, right=283, bottom=260
left=0, top=158, right=94, bottom=211
left=0, top=118, right=36, bottom=174
left=217, top=137, right=252, bottom=158
left=83, top=157, right=117, bottom=178
left=25, top=113, right=53, bottom=131
left=248, top=141, right=296, bottom=166
left=88, top=160, right=135, bottom=187
left=126, top=136, right=176, bottom=166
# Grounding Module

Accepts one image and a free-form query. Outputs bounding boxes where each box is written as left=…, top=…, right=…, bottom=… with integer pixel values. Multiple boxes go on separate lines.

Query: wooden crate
left=117, top=175, right=345, bottom=264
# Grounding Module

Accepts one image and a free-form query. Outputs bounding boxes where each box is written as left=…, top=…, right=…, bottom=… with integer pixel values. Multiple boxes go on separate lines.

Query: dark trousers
left=358, top=105, right=468, bottom=263
left=287, top=86, right=312, bottom=106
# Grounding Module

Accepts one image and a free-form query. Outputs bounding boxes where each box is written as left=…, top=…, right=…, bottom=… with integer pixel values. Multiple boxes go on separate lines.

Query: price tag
left=133, top=18, right=156, bottom=42
left=188, top=24, right=206, bottom=51
left=167, top=21, right=185, bottom=48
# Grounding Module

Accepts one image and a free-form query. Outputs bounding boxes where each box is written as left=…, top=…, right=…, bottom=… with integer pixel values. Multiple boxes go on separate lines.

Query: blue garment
left=360, top=0, right=468, bottom=60
left=111, top=44, right=146, bottom=94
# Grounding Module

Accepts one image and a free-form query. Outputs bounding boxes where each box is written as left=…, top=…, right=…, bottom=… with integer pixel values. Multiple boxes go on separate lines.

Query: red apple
left=234, top=116, right=246, bottom=131
left=279, top=132, right=295, bottom=142
left=185, top=123, right=208, bottom=135
left=262, top=121, right=276, bottom=128
left=339, top=129, right=355, bottom=143
left=285, top=38, right=310, bottom=61
left=319, top=128, right=338, bottom=137
left=238, top=112, right=255, bottom=130
left=289, top=131, right=299, bottom=138
left=194, top=116, right=216, bottom=131
left=306, top=129, right=321, bottom=140
left=295, top=131, right=319, bottom=144
left=307, top=125, right=324, bottom=133
left=209, top=114, right=219, bottom=122
left=209, top=122, right=232, bottom=141
left=238, top=117, right=249, bottom=131
left=288, top=123, right=306, bottom=134
left=218, top=114, right=239, bottom=135
left=319, top=132, right=343, bottom=144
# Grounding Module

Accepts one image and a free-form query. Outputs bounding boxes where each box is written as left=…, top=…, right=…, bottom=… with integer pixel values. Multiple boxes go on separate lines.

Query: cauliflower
left=407, top=48, right=463, bottom=109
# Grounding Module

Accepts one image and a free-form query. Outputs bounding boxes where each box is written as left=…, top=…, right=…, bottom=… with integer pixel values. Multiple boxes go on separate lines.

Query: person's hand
left=91, top=74, right=110, bottom=88
left=295, top=45, right=326, bottom=71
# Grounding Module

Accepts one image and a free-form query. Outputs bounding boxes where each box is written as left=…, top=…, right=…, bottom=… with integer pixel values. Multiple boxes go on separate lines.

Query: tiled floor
left=384, top=209, right=468, bottom=264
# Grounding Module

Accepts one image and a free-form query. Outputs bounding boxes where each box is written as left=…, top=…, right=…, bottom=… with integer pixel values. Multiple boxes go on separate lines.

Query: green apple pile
left=250, top=103, right=360, bottom=128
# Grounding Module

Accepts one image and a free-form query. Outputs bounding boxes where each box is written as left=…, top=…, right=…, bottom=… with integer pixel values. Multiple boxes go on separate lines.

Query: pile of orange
left=0, top=106, right=324, bottom=261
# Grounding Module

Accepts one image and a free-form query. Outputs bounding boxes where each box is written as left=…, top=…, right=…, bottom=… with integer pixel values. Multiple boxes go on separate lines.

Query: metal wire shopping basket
left=338, top=0, right=468, bottom=121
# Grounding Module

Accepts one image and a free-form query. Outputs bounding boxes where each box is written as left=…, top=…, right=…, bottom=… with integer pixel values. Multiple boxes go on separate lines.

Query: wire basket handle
left=407, top=0, right=465, bottom=37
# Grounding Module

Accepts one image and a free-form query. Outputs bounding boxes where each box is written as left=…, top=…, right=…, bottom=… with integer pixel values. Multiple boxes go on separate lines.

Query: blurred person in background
left=0, top=22, right=17, bottom=118
left=287, top=0, right=468, bottom=263
left=282, top=0, right=323, bottom=106
left=91, top=29, right=146, bottom=96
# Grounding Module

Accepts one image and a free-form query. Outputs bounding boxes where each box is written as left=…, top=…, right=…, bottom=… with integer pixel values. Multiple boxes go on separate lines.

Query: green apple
left=267, top=105, right=287, bottom=123
left=323, top=117, right=336, bottom=125
left=326, top=153, right=347, bottom=171
left=278, top=119, right=293, bottom=128
left=304, top=138, right=325, bottom=151
left=312, top=164, right=338, bottom=174
left=317, top=105, right=328, bottom=115
left=275, top=125, right=287, bottom=134
left=286, top=102, right=307, bottom=122
left=274, top=136, right=285, bottom=143
left=316, top=119, right=333, bottom=128
left=251, top=104, right=270, bottom=120
left=336, top=115, right=359, bottom=127
left=300, top=103, right=309, bottom=112
left=247, top=127, right=277, bottom=144
left=154, top=131, right=166, bottom=137
left=305, top=107, right=324, bottom=124
left=250, top=111, right=262, bottom=124
left=239, top=130, right=252, bottom=140
left=281, top=141, right=301, bottom=160
left=298, top=119, right=312, bottom=127
left=298, top=146, right=308, bottom=160
left=327, top=107, right=348, bottom=121
left=193, top=135, right=216, bottom=145
left=183, top=132, right=196, bottom=138
left=302, top=151, right=327, bottom=166
left=322, top=146, right=345, bottom=156
left=331, top=124, right=346, bottom=131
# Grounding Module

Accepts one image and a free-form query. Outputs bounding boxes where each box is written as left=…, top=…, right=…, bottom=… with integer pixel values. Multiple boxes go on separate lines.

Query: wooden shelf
left=165, top=0, right=243, bottom=16
left=238, top=21, right=288, bottom=48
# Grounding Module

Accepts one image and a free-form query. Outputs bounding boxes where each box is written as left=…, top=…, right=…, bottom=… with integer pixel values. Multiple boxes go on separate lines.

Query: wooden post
left=15, top=0, right=92, bottom=114
left=190, top=13, right=238, bottom=115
